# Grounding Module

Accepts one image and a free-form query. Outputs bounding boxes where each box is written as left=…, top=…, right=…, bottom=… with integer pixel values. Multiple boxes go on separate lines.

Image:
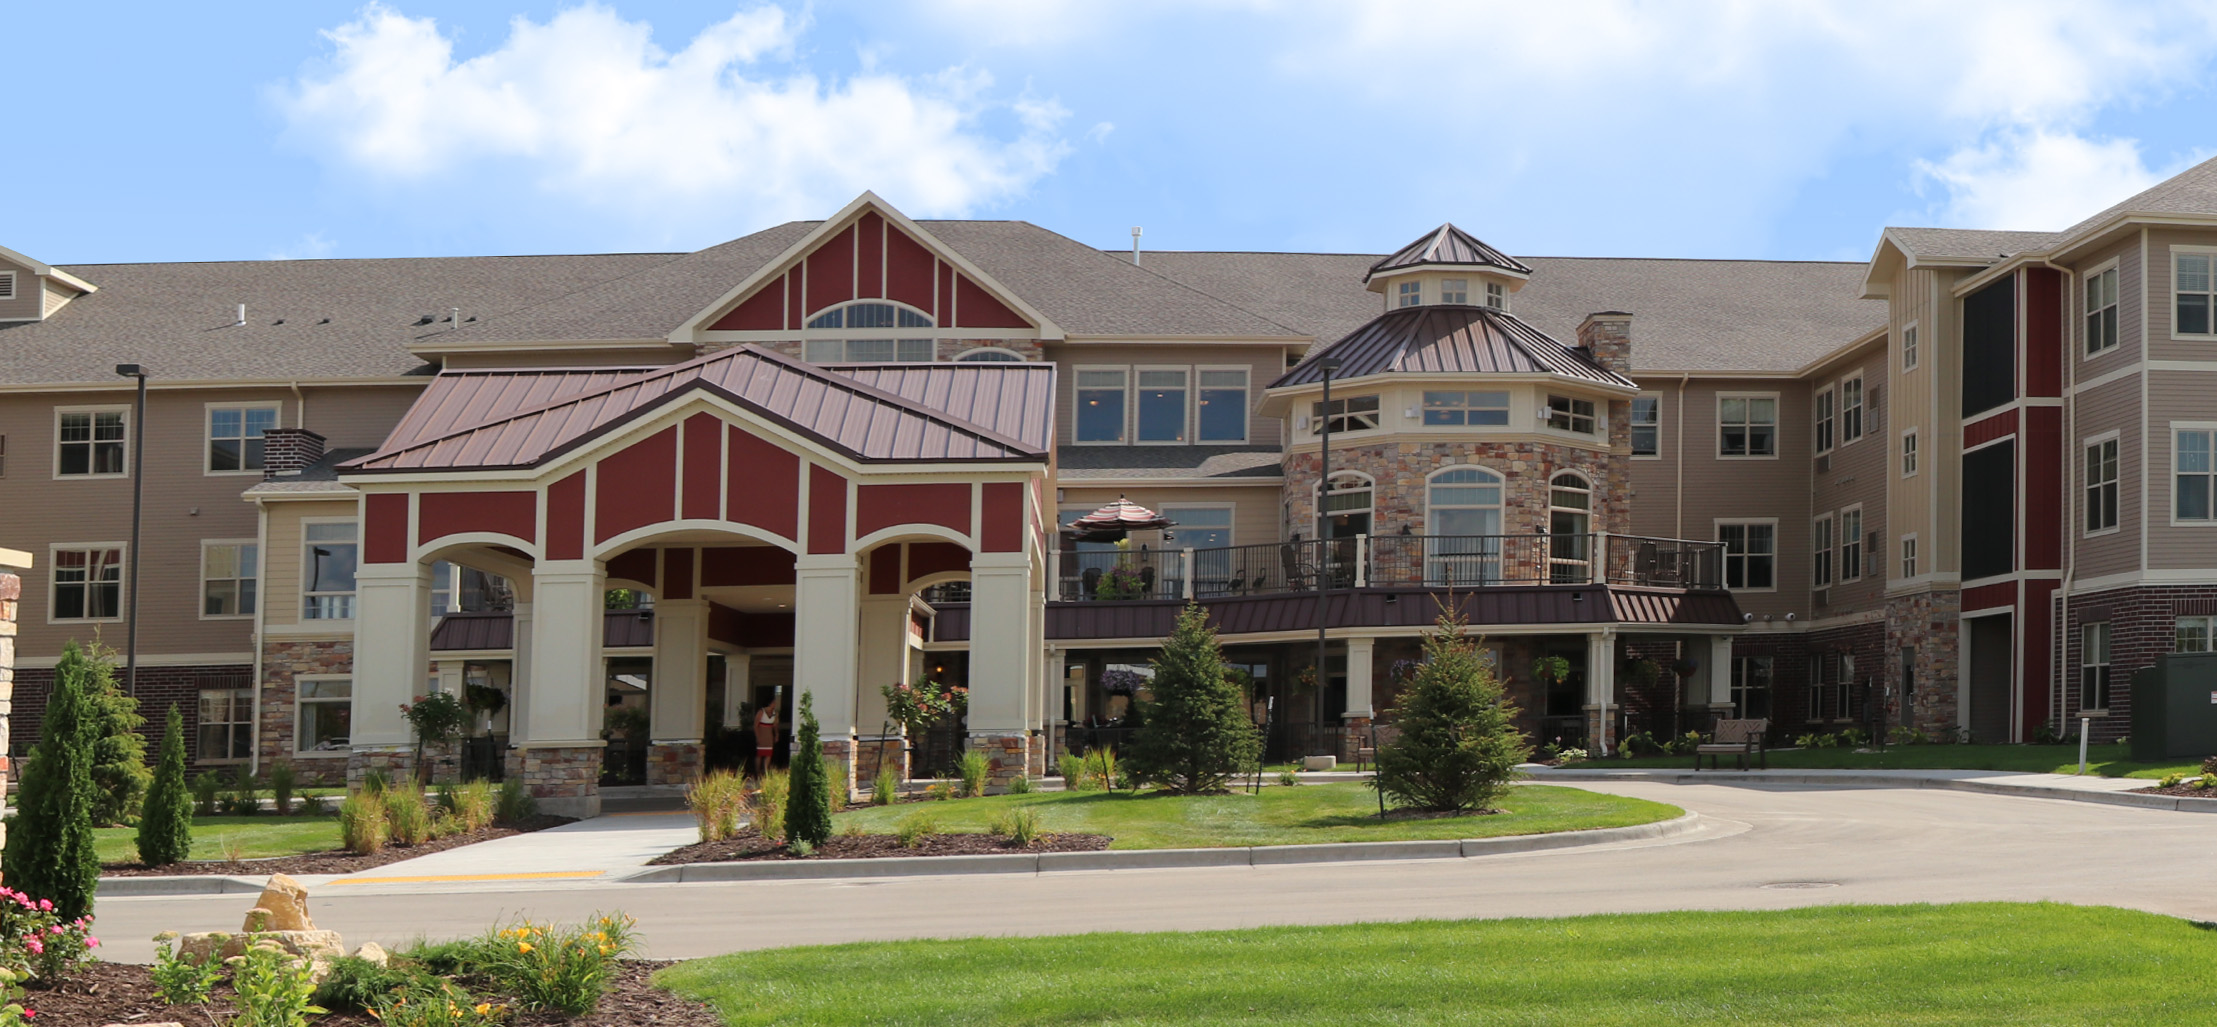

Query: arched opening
left=1318, top=471, right=1373, bottom=539
left=1548, top=471, right=1593, bottom=583
left=1425, top=466, right=1504, bottom=585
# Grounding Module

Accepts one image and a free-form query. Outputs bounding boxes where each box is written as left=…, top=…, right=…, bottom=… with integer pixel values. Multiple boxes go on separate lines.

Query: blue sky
left=14, top=2, right=2217, bottom=266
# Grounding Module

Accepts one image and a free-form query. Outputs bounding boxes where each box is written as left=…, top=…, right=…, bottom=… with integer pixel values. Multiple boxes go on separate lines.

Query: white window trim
left=799, top=299, right=938, bottom=335
left=203, top=401, right=283, bottom=477
left=52, top=404, right=131, bottom=480
left=1311, top=394, right=1383, bottom=437
left=1713, top=517, right=1780, bottom=594
left=2170, top=245, right=2217, bottom=341
left=1193, top=363, right=1251, bottom=445
left=1716, top=391, right=1781, bottom=460
left=293, top=673, right=354, bottom=757
left=195, top=686, right=254, bottom=765
left=1159, top=503, right=1236, bottom=547
left=2177, top=614, right=2217, bottom=653
left=1900, top=532, right=1919, bottom=580
left=1315, top=470, right=1376, bottom=534
left=301, top=516, right=361, bottom=622
left=0, top=271, right=16, bottom=303
left=199, top=538, right=260, bottom=621
left=1837, top=373, right=1865, bottom=447
left=1070, top=364, right=1131, bottom=446
left=2082, top=258, right=2121, bottom=359
left=1541, top=393, right=1599, bottom=438
left=47, top=541, right=127, bottom=624
left=1132, top=363, right=1194, bottom=446
left=2082, top=430, right=2123, bottom=537
left=1812, top=512, right=1835, bottom=589
left=2170, top=421, right=2217, bottom=527
left=2080, top=622, right=2112, bottom=715
left=1901, top=427, right=1920, bottom=479
left=1630, top=392, right=1663, bottom=461
left=1813, top=384, right=1836, bottom=456
left=1838, top=503, right=1865, bottom=582
left=1901, top=321, right=1920, bottom=372
left=1397, top=281, right=1423, bottom=308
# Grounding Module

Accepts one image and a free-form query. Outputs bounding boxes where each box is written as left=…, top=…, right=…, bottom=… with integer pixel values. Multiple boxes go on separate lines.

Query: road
left=90, top=779, right=2217, bottom=962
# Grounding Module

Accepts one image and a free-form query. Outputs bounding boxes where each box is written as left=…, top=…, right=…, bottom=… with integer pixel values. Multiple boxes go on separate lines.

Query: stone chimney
left=1576, top=311, right=1634, bottom=376
left=262, top=428, right=328, bottom=479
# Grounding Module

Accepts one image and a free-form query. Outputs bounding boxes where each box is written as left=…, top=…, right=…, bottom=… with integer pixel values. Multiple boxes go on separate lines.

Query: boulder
left=245, top=874, right=315, bottom=932
left=353, top=941, right=390, bottom=967
left=178, top=929, right=345, bottom=966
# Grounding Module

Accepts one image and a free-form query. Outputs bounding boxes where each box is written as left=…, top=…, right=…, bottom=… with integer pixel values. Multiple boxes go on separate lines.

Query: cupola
left=1363, top=223, right=1531, bottom=312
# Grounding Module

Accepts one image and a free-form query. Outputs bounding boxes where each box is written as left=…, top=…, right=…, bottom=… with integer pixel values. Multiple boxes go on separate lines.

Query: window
left=1548, top=472, right=1592, bottom=583
left=1440, top=278, right=1468, bottom=304
left=1136, top=368, right=1189, bottom=443
left=2178, top=427, right=2216, bottom=522
left=207, top=404, right=279, bottom=473
left=1311, top=395, right=1381, bottom=435
left=1812, top=514, right=1834, bottom=588
left=51, top=546, right=123, bottom=621
left=1814, top=386, right=1835, bottom=453
left=1718, top=521, right=1776, bottom=590
left=1195, top=368, right=1249, bottom=443
left=1484, top=282, right=1506, bottom=309
left=197, top=688, right=252, bottom=761
left=2179, top=615, right=2216, bottom=653
left=1901, top=534, right=1919, bottom=578
left=1074, top=368, right=1128, bottom=443
left=297, top=678, right=354, bottom=753
left=2081, top=622, right=2111, bottom=712
left=1839, top=376, right=1864, bottom=444
left=202, top=542, right=258, bottom=618
left=1839, top=508, right=1863, bottom=582
left=430, top=561, right=511, bottom=616
left=1902, top=324, right=1919, bottom=371
left=1421, top=390, right=1510, bottom=427
left=1718, top=394, right=1778, bottom=457
left=1166, top=506, right=1233, bottom=548
left=1319, top=472, right=1373, bottom=537
left=1731, top=656, right=1772, bottom=719
left=2177, top=252, right=2215, bottom=335
left=2085, top=436, right=2119, bottom=533
left=1902, top=429, right=1920, bottom=477
left=0, top=271, right=14, bottom=300
left=2086, top=265, right=2119, bottom=355
left=805, top=338, right=934, bottom=362
left=798, top=303, right=937, bottom=363
left=1808, top=652, right=1854, bottom=722
left=1427, top=466, right=1505, bottom=565
left=1545, top=395, right=1596, bottom=435
left=955, top=347, right=1024, bottom=362
left=303, top=522, right=359, bottom=620
left=1630, top=395, right=1660, bottom=456
left=1398, top=281, right=1422, bottom=308
left=55, top=408, right=127, bottom=476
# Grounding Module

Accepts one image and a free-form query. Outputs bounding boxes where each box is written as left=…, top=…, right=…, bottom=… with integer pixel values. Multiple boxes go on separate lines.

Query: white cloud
left=277, top=3, right=1068, bottom=228
left=1914, top=130, right=2172, bottom=230
left=268, top=232, right=337, bottom=260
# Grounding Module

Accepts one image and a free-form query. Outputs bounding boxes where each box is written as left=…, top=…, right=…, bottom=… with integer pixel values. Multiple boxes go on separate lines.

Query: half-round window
left=956, top=347, right=1026, bottom=362
left=798, top=301, right=936, bottom=363
left=1319, top=471, right=1373, bottom=538
left=804, top=301, right=933, bottom=330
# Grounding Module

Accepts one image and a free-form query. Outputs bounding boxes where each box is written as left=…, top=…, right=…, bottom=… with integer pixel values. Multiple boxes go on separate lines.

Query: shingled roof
left=2064, top=153, right=2217, bottom=238
left=1271, top=305, right=1635, bottom=390
left=1365, top=223, right=1535, bottom=281
left=1881, top=227, right=2064, bottom=264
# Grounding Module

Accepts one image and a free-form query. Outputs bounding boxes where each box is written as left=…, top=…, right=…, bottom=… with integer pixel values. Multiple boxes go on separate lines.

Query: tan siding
left=1811, top=346, right=1891, bottom=615
left=2141, top=227, right=2217, bottom=361
left=260, top=498, right=360, bottom=630
left=1927, top=267, right=1968, bottom=574
left=41, top=279, right=77, bottom=318
left=300, top=384, right=426, bottom=450
left=2076, top=234, right=2142, bottom=368
left=1668, top=377, right=1811, bottom=620
left=0, top=257, right=39, bottom=321
left=1042, top=342, right=1284, bottom=449
left=2072, top=374, right=2142, bottom=581
left=2148, top=369, right=2217, bottom=569
left=1624, top=382, right=1679, bottom=539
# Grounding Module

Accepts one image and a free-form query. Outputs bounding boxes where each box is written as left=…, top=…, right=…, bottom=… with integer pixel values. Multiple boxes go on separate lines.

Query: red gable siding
left=2026, top=267, right=2063, bottom=399
left=980, top=482, right=1023, bottom=553
left=955, top=273, right=1028, bottom=329
left=682, top=413, right=722, bottom=521
left=547, top=472, right=587, bottom=560
left=805, top=225, right=854, bottom=317
left=937, top=262, right=954, bottom=326
left=857, top=212, right=884, bottom=299
left=906, top=541, right=970, bottom=585
left=1964, top=408, right=2018, bottom=448
left=606, top=547, right=658, bottom=588
left=365, top=493, right=410, bottom=564
left=855, top=482, right=972, bottom=539
left=419, top=490, right=536, bottom=546
left=726, top=427, right=799, bottom=541
left=785, top=271, right=803, bottom=330
left=708, top=283, right=783, bottom=331
left=663, top=547, right=695, bottom=600
left=886, top=227, right=937, bottom=313
left=595, top=426, right=679, bottom=544
left=808, top=464, right=849, bottom=555
left=868, top=546, right=902, bottom=595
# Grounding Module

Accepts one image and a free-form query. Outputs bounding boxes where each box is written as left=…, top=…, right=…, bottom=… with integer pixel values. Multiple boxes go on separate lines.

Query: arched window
left=800, top=301, right=936, bottom=363
left=1318, top=471, right=1373, bottom=538
left=1548, top=471, right=1593, bottom=583
left=955, top=347, right=1026, bottom=362
left=1425, top=467, right=1503, bottom=585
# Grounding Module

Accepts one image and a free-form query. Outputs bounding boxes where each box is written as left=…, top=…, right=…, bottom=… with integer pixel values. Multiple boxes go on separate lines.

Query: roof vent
left=272, top=319, right=285, bottom=325
left=413, top=314, right=434, bottom=326
left=317, top=318, right=331, bottom=325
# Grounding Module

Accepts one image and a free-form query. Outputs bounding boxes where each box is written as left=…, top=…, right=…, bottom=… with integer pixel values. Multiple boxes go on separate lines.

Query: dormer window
left=1397, top=281, right=1422, bottom=308
left=1440, top=279, right=1468, bottom=304
left=1484, top=282, right=1506, bottom=310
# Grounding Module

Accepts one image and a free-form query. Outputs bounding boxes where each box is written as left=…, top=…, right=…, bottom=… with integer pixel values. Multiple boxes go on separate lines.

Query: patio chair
left=1695, top=718, right=1769, bottom=771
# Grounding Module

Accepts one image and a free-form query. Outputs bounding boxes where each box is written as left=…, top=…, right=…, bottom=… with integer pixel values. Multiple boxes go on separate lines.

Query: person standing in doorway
left=753, top=697, right=781, bottom=779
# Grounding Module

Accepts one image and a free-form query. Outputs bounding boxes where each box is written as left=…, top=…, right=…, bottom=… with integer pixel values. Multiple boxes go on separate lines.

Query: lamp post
left=114, top=363, right=148, bottom=698
left=1314, top=356, right=1341, bottom=726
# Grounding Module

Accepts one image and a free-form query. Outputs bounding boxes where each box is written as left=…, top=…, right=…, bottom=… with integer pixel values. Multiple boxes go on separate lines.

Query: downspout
left=1674, top=374, right=1689, bottom=539
left=288, top=381, right=305, bottom=432
left=249, top=495, right=270, bottom=777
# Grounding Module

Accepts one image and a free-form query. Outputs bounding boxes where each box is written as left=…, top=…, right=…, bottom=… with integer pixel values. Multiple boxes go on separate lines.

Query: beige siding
left=2071, top=373, right=2142, bottom=580
left=1043, top=342, right=1287, bottom=449
left=0, top=256, right=39, bottom=321
left=1809, top=345, right=1891, bottom=616
left=1655, top=376, right=1812, bottom=621
left=260, top=498, right=360, bottom=631
left=1624, top=383, right=1679, bottom=538
left=2148, top=369, right=2217, bottom=569
left=2076, top=233, right=2143, bottom=368
left=299, top=384, right=425, bottom=450
left=40, top=278, right=78, bottom=318
left=2141, top=226, right=2217, bottom=362
left=1056, top=484, right=1280, bottom=548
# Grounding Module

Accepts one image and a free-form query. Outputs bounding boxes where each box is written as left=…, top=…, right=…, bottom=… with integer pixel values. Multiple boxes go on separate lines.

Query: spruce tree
left=136, top=704, right=195, bottom=866
left=84, top=642, right=151, bottom=826
left=1128, top=604, right=1260, bottom=794
left=3, top=642, right=104, bottom=917
left=1373, top=614, right=1532, bottom=812
left=783, top=692, right=833, bottom=848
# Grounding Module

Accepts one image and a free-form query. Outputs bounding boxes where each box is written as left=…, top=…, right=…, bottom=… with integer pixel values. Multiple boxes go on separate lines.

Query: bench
left=1694, top=718, right=1769, bottom=771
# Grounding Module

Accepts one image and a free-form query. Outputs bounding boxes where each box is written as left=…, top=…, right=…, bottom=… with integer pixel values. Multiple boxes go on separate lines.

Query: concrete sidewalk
left=1525, top=765, right=2217, bottom=811
left=319, top=812, right=698, bottom=891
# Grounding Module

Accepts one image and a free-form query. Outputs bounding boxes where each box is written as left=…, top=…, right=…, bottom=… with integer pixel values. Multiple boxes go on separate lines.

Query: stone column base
left=967, top=733, right=1032, bottom=791
left=1584, top=705, right=1616, bottom=756
left=853, top=736, right=906, bottom=787
left=646, top=741, right=704, bottom=786
left=1339, top=716, right=1373, bottom=764
left=506, top=744, right=603, bottom=819
left=1025, top=731, right=1046, bottom=778
left=348, top=745, right=416, bottom=789
left=818, top=736, right=859, bottom=802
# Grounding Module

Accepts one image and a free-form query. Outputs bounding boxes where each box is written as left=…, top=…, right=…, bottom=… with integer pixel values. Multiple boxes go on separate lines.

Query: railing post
left=1181, top=547, right=1195, bottom=601
left=1354, top=533, right=1369, bottom=588
left=1592, top=531, right=1609, bottom=585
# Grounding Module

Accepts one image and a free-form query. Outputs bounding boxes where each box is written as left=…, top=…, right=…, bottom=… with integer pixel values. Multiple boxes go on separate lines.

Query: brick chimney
left=262, top=428, right=327, bottom=479
left=1576, top=311, right=1634, bottom=376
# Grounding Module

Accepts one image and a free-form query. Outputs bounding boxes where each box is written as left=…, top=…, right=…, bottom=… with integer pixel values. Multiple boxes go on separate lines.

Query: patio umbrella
left=1061, top=495, right=1177, bottom=542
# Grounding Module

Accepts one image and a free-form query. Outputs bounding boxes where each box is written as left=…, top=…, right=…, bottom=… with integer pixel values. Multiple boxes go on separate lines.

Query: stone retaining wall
left=508, top=745, right=603, bottom=819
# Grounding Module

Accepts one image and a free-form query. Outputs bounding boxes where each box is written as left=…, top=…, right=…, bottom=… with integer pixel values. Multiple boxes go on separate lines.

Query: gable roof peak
left=1364, top=223, right=1535, bottom=283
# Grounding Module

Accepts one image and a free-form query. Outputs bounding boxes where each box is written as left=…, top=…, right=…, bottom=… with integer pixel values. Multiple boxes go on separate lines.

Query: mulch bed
left=99, top=815, right=575, bottom=877
left=30, top=959, right=719, bottom=1027
left=650, top=828, right=1110, bottom=865
left=2128, top=782, right=2217, bottom=798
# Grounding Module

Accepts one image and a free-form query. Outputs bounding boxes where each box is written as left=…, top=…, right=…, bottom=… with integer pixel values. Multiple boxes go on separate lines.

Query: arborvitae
left=85, top=642, right=151, bottom=826
left=3, top=641, right=104, bottom=917
left=1373, top=614, right=1532, bottom=812
left=783, top=693, right=833, bottom=848
left=1128, top=603, right=1260, bottom=794
left=136, top=704, right=195, bottom=865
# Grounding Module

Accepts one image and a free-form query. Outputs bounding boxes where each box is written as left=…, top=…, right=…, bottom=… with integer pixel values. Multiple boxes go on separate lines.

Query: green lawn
left=660, top=903, right=2217, bottom=1026
left=94, top=815, right=341, bottom=866
left=835, top=782, right=1677, bottom=849
left=1589, top=742, right=2203, bottom=779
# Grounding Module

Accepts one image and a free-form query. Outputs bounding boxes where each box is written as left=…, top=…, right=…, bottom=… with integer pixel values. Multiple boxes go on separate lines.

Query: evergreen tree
left=1373, top=615, right=1532, bottom=812
left=84, top=642, right=151, bottom=826
left=783, top=693, right=833, bottom=848
left=1128, top=604, right=1260, bottom=794
left=136, top=704, right=195, bottom=866
left=3, top=641, right=104, bottom=917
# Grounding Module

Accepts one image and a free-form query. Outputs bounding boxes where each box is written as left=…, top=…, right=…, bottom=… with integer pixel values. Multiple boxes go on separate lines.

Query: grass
left=94, top=815, right=342, bottom=865
left=831, top=782, right=1678, bottom=849
left=659, top=903, right=2217, bottom=1026
left=1587, top=742, right=2203, bottom=779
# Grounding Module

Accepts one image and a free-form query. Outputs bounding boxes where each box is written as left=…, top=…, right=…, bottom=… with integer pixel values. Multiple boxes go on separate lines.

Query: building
left=5, top=161, right=2216, bottom=814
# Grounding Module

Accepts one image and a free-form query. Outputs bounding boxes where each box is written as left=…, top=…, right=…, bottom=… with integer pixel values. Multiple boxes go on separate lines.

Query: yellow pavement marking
left=329, top=871, right=605, bottom=886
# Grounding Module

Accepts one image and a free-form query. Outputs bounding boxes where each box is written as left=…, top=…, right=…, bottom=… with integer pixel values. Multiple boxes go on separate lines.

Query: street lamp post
left=115, top=363, right=147, bottom=698
left=1314, top=356, right=1340, bottom=726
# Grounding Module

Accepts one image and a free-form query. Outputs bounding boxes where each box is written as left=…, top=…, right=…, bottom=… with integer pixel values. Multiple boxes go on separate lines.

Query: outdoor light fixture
left=1314, top=355, right=1342, bottom=707
left=113, top=363, right=148, bottom=697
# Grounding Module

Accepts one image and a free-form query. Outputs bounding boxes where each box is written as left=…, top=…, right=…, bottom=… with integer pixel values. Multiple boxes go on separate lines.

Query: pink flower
left=83, top=936, right=97, bottom=948
left=34, top=900, right=50, bottom=913
left=26, top=938, right=43, bottom=955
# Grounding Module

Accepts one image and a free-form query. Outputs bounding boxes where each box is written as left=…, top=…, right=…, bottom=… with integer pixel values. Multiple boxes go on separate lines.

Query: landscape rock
left=178, top=929, right=345, bottom=965
left=353, top=941, right=390, bottom=967
left=246, top=873, right=316, bottom=931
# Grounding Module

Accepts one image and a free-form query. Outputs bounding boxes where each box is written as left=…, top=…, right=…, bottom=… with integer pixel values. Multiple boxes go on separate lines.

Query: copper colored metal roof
left=1271, top=305, right=1635, bottom=390
left=1366, top=223, right=1534, bottom=281
left=348, top=345, right=1054, bottom=473
left=821, top=362, right=1057, bottom=453
left=428, top=610, right=655, bottom=651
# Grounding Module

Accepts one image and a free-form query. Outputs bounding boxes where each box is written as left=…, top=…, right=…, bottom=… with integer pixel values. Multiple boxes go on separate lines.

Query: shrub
left=990, top=808, right=1041, bottom=845
left=267, top=762, right=298, bottom=816
left=1127, top=604, right=1260, bottom=794
left=0, top=886, right=100, bottom=984
left=1278, top=770, right=1299, bottom=787
left=2, top=641, right=104, bottom=919
left=191, top=771, right=222, bottom=817
left=897, top=813, right=938, bottom=847
left=448, top=779, right=496, bottom=832
left=872, top=765, right=899, bottom=806
left=2202, top=755, right=2217, bottom=778
left=494, top=779, right=536, bottom=823
left=1007, top=774, right=1033, bottom=795
left=137, top=705, right=195, bottom=866
left=1889, top=725, right=1930, bottom=746
left=361, top=770, right=392, bottom=796
left=231, top=935, right=326, bottom=1027
left=370, top=976, right=506, bottom=1027
left=1058, top=752, right=1086, bottom=785
left=339, top=793, right=390, bottom=855
left=479, top=914, right=636, bottom=1016
left=2196, top=776, right=2214, bottom=791
left=755, top=770, right=790, bottom=844
left=82, top=642, right=150, bottom=827
left=227, top=764, right=264, bottom=816
left=789, top=838, right=815, bottom=857
left=385, top=786, right=433, bottom=846
left=2161, top=772, right=2187, bottom=789
left=685, top=771, right=752, bottom=842
left=400, top=691, right=470, bottom=784
left=1082, top=748, right=1122, bottom=792
left=151, top=931, right=225, bottom=1006
left=957, top=750, right=991, bottom=797
left=1556, top=747, right=1590, bottom=763
left=784, top=694, right=834, bottom=849
left=1372, top=614, right=1531, bottom=813
left=922, top=779, right=956, bottom=801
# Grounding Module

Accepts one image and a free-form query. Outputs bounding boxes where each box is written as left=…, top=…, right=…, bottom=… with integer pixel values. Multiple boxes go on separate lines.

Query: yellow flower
left=475, top=1003, right=493, bottom=1016
left=517, top=941, right=534, bottom=954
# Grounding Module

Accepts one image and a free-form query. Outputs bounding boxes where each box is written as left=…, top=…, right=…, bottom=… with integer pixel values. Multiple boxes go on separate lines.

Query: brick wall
left=260, top=639, right=353, bottom=784
left=1729, top=632, right=1811, bottom=743
left=1805, top=620, right=1888, bottom=729
left=10, top=662, right=251, bottom=766
left=2061, top=584, right=2217, bottom=742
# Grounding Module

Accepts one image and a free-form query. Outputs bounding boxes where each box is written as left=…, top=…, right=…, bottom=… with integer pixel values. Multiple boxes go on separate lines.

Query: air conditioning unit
left=1812, top=588, right=1829, bottom=607
left=1815, top=454, right=1831, bottom=473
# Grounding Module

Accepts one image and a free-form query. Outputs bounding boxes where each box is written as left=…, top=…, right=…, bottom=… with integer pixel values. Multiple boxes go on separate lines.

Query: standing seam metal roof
left=1366, top=223, right=1536, bottom=280
left=1271, top=305, right=1634, bottom=389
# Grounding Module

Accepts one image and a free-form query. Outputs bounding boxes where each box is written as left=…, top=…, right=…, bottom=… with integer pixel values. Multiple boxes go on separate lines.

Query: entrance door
left=1966, top=615, right=2013, bottom=743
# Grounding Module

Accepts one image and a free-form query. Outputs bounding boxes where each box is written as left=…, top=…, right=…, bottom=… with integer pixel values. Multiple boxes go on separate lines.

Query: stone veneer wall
left=646, top=741, right=705, bottom=786
left=966, top=733, right=1031, bottom=791
left=1281, top=440, right=1631, bottom=543
left=507, top=745, right=604, bottom=819
left=0, top=570, right=15, bottom=849
left=2061, top=584, right=2217, bottom=743
left=852, top=736, right=905, bottom=787
left=261, top=639, right=355, bottom=785
left=1886, top=590, right=1961, bottom=737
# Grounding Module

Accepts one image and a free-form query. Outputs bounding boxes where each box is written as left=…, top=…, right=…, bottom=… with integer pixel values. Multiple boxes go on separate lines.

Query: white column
left=1344, top=637, right=1376, bottom=718
left=650, top=598, right=709, bottom=744
left=435, top=661, right=465, bottom=698
left=968, top=553, right=1034, bottom=735
left=856, top=594, right=911, bottom=733
left=1586, top=630, right=1617, bottom=756
left=793, top=555, right=861, bottom=736
left=722, top=653, right=752, bottom=728
left=508, top=600, right=534, bottom=743
left=526, top=560, right=605, bottom=745
left=352, top=563, right=431, bottom=749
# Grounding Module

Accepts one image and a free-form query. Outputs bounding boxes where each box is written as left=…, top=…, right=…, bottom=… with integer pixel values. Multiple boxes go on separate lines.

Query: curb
left=613, top=811, right=1703, bottom=884
left=1529, top=769, right=2217, bottom=813
left=96, top=875, right=273, bottom=898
